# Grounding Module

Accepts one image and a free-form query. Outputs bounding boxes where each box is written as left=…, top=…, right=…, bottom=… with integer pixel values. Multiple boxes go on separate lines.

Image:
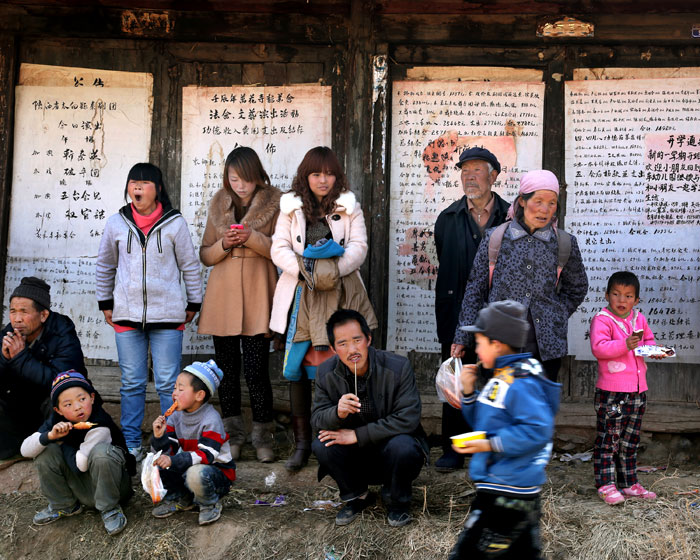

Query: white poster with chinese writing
left=565, top=77, right=700, bottom=363
left=387, top=80, right=545, bottom=353
left=180, top=85, right=332, bottom=354
left=3, top=67, right=152, bottom=360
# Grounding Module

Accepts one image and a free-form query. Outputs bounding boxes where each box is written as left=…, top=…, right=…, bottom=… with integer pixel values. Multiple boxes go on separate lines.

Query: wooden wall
left=1, top=1, right=699, bottom=433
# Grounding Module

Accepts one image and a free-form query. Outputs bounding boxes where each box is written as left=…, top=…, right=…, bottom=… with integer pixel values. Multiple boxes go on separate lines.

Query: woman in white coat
left=270, top=146, right=377, bottom=471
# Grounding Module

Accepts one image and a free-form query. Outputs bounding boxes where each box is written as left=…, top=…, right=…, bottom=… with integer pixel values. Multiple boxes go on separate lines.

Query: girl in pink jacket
left=590, top=271, right=667, bottom=505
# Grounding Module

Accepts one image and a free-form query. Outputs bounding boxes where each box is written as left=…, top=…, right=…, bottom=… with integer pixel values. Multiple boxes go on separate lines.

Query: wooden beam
left=0, top=34, right=16, bottom=307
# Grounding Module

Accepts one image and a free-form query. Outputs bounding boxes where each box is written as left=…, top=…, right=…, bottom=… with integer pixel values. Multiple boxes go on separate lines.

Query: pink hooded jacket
left=590, top=308, right=655, bottom=393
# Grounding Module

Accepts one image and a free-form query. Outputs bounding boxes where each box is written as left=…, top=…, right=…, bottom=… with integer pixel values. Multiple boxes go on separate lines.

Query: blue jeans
left=115, top=328, right=183, bottom=448
left=160, top=464, right=232, bottom=506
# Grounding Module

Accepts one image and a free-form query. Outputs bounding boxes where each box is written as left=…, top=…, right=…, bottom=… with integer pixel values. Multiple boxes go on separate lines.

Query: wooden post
left=0, top=34, right=16, bottom=307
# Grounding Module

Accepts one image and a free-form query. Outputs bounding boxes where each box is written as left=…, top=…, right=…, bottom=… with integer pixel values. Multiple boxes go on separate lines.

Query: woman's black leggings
left=213, top=334, right=273, bottom=423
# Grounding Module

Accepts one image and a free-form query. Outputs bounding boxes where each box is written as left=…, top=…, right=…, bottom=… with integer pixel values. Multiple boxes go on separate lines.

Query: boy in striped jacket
left=151, top=360, right=235, bottom=525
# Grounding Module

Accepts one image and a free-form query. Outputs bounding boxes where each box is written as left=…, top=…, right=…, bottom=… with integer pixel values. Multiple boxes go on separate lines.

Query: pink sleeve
left=590, top=315, right=629, bottom=360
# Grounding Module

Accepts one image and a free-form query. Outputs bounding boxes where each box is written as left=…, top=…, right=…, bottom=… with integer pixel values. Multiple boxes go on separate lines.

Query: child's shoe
left=152, top=494, right=195, bottom=518
left=33, top=502, right=83, bottom=525
left=598, top=483, right=625, bottom=505
left=198, top=501, right=223, bottom=525
left=102, top=506, right=127, bottom=536
left=620, top=483, right=657, bottom=500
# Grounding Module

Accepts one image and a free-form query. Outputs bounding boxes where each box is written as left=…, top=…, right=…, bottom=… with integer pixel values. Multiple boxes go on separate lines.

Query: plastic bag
left=141, top=450, right=167, bottom=504
left=435, top=356, right=463, bottom=409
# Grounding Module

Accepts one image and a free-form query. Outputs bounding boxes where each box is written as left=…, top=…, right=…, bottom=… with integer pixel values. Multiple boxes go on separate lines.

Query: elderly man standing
left=311, top=309, right=428, bottom=528
left=433, top=147, right=510, bottom=472
left=0, top=277, right=87, bottom=459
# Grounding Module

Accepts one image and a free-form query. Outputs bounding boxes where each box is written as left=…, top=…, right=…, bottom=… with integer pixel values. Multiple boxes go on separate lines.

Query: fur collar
left=279, top=190, right=357, bottom=215
left=208, top=185, right=281, bottom=235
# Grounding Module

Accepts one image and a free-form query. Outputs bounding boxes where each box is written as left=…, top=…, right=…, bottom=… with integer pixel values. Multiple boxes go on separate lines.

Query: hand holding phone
left=230, top=224, right=244, bottom=230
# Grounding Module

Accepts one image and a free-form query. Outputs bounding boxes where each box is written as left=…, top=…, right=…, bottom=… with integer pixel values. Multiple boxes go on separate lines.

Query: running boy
left=590, top=271, right=667, bottom=505
left=151, top=359, right=235, bottom=525
left=448, top=300, right=560, bottom=559
left=21, top=370, right=134, bottom=535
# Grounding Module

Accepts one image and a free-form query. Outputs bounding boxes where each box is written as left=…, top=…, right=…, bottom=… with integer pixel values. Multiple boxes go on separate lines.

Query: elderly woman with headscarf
left=451, top=170, right=588, bottom=381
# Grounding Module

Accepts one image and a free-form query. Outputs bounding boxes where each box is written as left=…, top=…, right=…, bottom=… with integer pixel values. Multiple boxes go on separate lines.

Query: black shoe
left=335, top=493, right=376, bottom=526
left=387, top=509, right=412, bottom=527
left=435, top=449, right=464, bottom=472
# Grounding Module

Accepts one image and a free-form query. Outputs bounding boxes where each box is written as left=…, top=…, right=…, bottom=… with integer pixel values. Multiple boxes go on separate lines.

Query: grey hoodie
left=96, top=204, right=202, bottom=327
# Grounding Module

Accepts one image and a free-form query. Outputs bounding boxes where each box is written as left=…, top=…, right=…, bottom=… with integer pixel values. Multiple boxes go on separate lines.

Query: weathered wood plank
left=0, top=34, right=16, bottom=306
left=0, top=5, right=350, bottom=44
left=377, top=14, right=700, bottom=45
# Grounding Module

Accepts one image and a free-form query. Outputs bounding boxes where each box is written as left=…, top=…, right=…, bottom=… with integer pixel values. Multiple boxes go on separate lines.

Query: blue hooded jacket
left=460, top=353, right=561, bottom=497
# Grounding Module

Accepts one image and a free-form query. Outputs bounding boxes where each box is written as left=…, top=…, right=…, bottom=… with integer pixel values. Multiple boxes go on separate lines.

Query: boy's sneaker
left=198, top=501, right=223, bottom=525
left=102, top=506, right=127, bottom=536
left=128, top=447, right=145, bottom=462
left=387, top=509, right=412, bottom=527
left=598, top=483, right=625, bottom=505
left=621, top=483, right=657, bottom=500
left=335, top=493, right=376, bottom=526
left=33, top=502, right=83, bottom=525
left=152, top=495, right=195, bottom=518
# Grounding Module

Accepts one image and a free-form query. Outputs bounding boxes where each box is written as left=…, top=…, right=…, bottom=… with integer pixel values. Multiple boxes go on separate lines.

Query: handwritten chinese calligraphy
left=565, top=78, right=700, bottom=362
left=387, top=81, right=545, bottom=353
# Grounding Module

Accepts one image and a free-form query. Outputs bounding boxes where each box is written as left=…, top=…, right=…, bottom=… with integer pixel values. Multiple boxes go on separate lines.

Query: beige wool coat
left=198, top=185, right=281, bottom=337
left=269, top=190, right=370, bottom=335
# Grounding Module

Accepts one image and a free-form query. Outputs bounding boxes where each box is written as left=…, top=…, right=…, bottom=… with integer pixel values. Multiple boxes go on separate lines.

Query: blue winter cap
left=455, top=147, right=501, bottom=174
left=51, top=370, right=93, bottom=406
left=183, top=360, right=224, bottom=396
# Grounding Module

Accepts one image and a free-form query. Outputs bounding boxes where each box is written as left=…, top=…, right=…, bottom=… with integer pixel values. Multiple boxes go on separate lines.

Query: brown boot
left=222, top=416, right=246, bottom=461
left=251, top=422, right=275, bottom=463
left=284, top=415, right=311, bottom=472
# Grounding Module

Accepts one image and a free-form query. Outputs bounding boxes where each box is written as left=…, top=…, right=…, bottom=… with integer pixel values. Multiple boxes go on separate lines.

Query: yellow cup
left=451, top=431, right=487, bottom=447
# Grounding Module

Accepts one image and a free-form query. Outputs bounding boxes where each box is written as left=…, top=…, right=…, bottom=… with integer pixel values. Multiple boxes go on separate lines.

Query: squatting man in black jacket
left=0, top=276, right=87, bottom=459
left=311, top=309, right=428, bottom=528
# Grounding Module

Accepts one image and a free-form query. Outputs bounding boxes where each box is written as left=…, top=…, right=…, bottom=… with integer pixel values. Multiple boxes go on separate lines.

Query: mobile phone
left=230, top=224, right=244, bottom=230
left=633, top=330, right=644, bottom=338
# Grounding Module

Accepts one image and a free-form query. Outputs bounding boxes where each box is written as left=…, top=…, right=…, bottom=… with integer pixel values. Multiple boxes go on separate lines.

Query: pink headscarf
left=506, top=169, right=560, bottom=222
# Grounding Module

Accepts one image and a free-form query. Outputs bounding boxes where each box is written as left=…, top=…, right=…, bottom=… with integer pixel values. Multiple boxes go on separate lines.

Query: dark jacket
left=311, top=346, right=428, bottom=454
left=454, top=220, right=589, bottom=361
left=434, top=193, right=510, bottom=344
left=0, top=312, right=87, bottom=422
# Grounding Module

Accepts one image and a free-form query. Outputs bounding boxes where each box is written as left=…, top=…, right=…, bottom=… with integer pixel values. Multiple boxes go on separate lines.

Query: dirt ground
left=1, top=441, right=699, bottom=560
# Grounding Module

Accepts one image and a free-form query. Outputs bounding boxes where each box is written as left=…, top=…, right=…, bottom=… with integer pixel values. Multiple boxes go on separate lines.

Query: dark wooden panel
left=0, top=5, right=350, bottom=44
left=0, top=34, right=16, bottom=308
left=242, top=63, right=264, bottom=85
left=377, top=0, right=700, bottom=14
left=377, top=14, right=700, bottom=45
left=286, top=62, right=325, bottom=83
left=263, top=63, right=287, bottom=86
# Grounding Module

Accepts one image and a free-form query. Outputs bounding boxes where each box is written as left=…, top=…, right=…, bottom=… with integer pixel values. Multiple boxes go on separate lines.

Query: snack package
left=141, top=450, right=167, bottom=504
left=435, top=356, right=463, bottom=409
left=634, top=345, right=676, bottom=357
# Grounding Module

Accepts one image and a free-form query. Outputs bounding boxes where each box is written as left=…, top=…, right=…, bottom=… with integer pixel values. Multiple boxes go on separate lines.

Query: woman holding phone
left=198, top=147, right=281, bottom=463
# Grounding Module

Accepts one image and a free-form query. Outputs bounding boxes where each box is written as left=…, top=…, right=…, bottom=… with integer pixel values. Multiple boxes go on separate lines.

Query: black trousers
left=448, top=492, right=542, bottom=559
left=312, top=433, right=424, bottom=511
left=0, top=397, right=46, bottom=459
left=213, top=334, right=274, bottom=423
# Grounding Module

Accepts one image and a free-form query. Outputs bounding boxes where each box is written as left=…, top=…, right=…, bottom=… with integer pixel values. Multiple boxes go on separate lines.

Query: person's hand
left=337, top=393, right=361, bottom=419
left=153, top=454, right=172, bottom=469
left=460, top=364, right=478, bottom=395
left=102, top=309, right=115, bottom=328
left=48, top=421, right=73, bottom=440
left=235, top=222, right=252, bottom=245
left=2, top=329, right=25, bottom=359
left=153, top=415, right=166, bottom=438
left=626, top=333, right=642, bottom=350
left=318, top=429, right=357, bottom=447
left=184, top=310, right=196, bottom=324
left=451, top=344, right=465, bottom=358
left=223, top=222, right=252, bottom=249
left=452, top=439, right=492, bottom=455
left=272, top=334, right=285, bottom=352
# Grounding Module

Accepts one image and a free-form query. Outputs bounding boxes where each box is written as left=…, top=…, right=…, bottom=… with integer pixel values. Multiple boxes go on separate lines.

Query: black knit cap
left=10, top=276, right=51, bottom=310
left=460, top=300, right=530, bottom=349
